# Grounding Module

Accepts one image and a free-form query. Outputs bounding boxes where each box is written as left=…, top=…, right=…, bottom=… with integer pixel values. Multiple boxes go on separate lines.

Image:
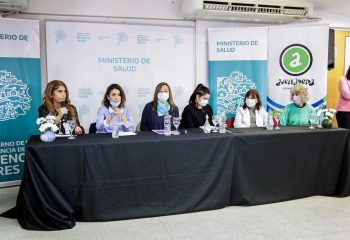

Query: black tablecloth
left=228, top=127, right=350, bottom=205
left=9, top=130, right=235, bottom=230
left=2, top=127, right=350, bottom=230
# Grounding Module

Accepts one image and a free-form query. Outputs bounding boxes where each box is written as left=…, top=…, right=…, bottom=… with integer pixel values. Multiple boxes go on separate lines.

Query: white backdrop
left=267, top=24, right=329, bottom=110
left=46, top=21, right=195, bottom=131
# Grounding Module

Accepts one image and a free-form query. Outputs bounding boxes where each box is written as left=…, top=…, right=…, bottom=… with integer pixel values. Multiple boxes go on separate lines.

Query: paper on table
left=152, top=129, right=178, bottom=135
left=119, top=132, right=137, bottom=136
left=55, top=134, right=76, bottom=137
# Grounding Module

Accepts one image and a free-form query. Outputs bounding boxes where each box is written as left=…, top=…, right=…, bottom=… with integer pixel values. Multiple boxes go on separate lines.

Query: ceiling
left=313, top=0, right=350, bottom=17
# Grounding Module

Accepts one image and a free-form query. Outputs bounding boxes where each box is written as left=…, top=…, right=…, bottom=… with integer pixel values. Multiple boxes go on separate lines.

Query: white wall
left=24, top=0, right=184, bottom=19
left=313, top=10, right=350, bottom=29
left=4, top=0, right=350, bottom=89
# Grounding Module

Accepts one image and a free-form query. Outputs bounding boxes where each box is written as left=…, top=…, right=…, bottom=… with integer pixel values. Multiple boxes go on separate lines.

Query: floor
left=1, top=186, right=350, bottom=240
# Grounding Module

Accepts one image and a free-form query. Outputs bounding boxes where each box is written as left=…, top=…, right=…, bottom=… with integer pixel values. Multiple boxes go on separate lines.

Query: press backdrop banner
left=46, top=21, right=195, bottom=130
left=0, top=19, right=41, bottom=186
left=208, top=27, right=268, bottom=118
left=267, top=24, right=329, bottom=111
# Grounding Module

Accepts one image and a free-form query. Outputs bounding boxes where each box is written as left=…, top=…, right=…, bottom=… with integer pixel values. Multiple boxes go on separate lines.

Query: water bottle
left=219, top=112, right=226, bottom=133
left=266, top=110, right=273, bottom=131
left=111, top=116, right=119, bottom=138
left=316, top=105, right=325, bottom=128
left=164, top=113, right=172, bottom=136
left=203, top=114, right=211, bottom=133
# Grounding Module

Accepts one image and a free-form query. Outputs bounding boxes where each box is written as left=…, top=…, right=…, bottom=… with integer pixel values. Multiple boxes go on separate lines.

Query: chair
left=226, top=117, right=235, bottom=128
left=89, top=122, right=97, bottom=134
left=135, top=121, right=141, bottom=132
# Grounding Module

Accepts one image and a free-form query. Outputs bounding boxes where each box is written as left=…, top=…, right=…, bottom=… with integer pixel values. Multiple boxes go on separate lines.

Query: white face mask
left=157, top=92, right=169, bottom=102
left=199, top=98, right=209, bottom=107
left=110, top=101, right=120, bottom=109
left=246, top=99, right=257, bottom=108
left=293, top=95, right=302, bottom=105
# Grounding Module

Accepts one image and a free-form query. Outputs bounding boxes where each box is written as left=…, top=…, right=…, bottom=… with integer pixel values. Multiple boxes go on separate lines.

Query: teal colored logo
left=0, top=70, right=32, bottom=121
left=279, top=44, right=312, bottom=76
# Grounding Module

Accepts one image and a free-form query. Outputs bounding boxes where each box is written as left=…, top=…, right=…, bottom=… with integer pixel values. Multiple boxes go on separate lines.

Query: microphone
left=60, top=101, right=69, bottom=122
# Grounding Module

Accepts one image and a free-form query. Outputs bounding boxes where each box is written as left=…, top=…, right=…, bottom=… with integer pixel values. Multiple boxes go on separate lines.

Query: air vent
left=283, top=6, right=308, bottom=16
left=0, top=0, right=27, bottom=12
left=182, top=0, right=313, bottom=23
left=202, top=1, right=308, bottom=17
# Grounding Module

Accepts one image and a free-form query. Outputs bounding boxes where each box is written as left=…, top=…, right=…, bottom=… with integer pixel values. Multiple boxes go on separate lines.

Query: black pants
left=336, top=111, right=350, bottom=129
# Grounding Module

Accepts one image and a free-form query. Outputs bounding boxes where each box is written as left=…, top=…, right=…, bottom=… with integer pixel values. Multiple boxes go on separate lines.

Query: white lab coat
left=234, top=106, right=268, bottom=128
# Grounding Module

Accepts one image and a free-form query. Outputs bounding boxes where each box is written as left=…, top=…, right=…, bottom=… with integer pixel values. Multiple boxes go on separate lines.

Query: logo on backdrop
left=173, top=35, right=183, bottom=47
left=117, top=32, right=128, bottom=46
left=217, top=71, right=256, bottom=115
left=279, top=44, right=313, bottom=76
left=55, top=30, right=67, bottom=44
left=0, top=70, right=32, bottom=121
left=173, top=86, right=184, bottom=98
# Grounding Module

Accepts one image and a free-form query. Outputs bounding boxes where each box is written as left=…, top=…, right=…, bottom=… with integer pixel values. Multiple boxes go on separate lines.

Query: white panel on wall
left=46, top=20, right=195, bottom=131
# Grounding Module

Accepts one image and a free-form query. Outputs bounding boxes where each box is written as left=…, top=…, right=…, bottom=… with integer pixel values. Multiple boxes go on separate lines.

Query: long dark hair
left=102, top=84, right=126, bottom=108
left=242, top=89, right=263, bottom=111
left=346, top=65, right=350, bottom=80
left=42, top=80, right=78, bottom=121
left=151, top=82, right=176, bottom=112
left=189, top=84, right=210, bottom=104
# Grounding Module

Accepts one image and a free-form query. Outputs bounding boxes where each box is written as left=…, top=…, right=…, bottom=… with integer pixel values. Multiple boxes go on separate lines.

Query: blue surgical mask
left=157, top=92, right=169, bottom=102
left=110, top=101, right=120, bottom=109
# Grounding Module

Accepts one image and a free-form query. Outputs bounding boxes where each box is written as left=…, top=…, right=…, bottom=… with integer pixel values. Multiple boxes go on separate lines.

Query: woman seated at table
left=38, top=80, right=84, bottom=135
left=96, top=83, right=134, bottom=133
left=234, top=89, right=267, bottom=128
left=179, top=83, right=213, bottom=128
left=140, top=82, right=179, bottom=131
left=280, top=84, right=316, bottom=126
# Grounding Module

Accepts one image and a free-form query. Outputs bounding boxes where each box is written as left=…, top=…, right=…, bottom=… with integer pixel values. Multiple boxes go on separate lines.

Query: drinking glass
left=307, top=113, right=315, bottom=129
left=212, top=115, right=219, bottom=132
left=274, top=112, right=281, bottom=130
left=172, top=117, right=180, bottom=135
left=67, top=120, right=76, bottom=139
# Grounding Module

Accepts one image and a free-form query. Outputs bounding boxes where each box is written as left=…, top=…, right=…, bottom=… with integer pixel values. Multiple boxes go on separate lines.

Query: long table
left=4, top=127, right=350, bottom=230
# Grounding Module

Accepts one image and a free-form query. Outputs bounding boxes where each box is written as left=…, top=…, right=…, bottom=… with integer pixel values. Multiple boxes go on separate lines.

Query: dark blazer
left=140, top=102, right=179, bottom=131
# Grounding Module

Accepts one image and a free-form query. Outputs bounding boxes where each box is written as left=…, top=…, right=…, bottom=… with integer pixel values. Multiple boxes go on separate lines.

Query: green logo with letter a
left=279, top=44, right=313, bottom=76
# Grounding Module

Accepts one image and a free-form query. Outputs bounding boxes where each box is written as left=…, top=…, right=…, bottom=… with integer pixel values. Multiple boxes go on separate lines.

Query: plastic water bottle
left=316, top=105, right=325, bottom=128
left=111, top=117, right=119, bottom=138
left=266, top=110, right=273, bottom=131
left=203, top=114, right=211, bottom=133
left=164, top=113, right=172, bottom=136
left=219, top=112, right=226, bottom=133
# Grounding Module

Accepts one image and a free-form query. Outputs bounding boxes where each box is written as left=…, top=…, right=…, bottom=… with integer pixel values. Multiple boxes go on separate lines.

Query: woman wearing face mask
left=140, top=82, right=179, bottom=131
left=96, top=83, right=134, bottom=133
left=179, top=83, right=213, bottom=128
left=280, top=84, right=316, bottom=126
left=38, top=80, right=84, bottom=135
left=234, top=89, right=267, bottom=128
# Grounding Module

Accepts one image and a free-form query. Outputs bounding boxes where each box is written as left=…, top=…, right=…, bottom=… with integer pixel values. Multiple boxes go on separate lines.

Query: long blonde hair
left=42, top=80, right=78, bottom=121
